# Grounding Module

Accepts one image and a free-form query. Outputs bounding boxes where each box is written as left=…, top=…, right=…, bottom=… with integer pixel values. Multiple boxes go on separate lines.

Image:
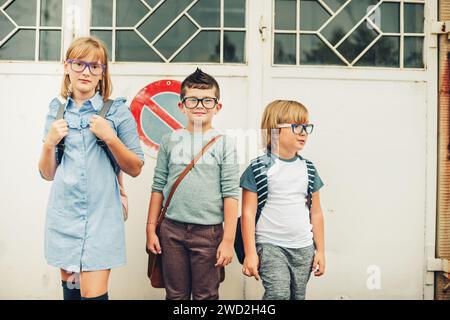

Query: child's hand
left=215, top=241, right=233, bottom=267
left=45, top=119, right=68, bottom=146
left=146, top=231, right=162, bottom=255
left=89, top=115, right=116, bottom=143
left=242, top=254, right=260, bottom=281
left=313, top=251, right=325, bottom=276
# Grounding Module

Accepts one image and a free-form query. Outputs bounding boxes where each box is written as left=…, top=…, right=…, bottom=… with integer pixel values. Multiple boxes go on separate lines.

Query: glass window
left=0, top=0, right=63, bottom=61
left=274, top=34, right=296, bottom=65
left=90, top=0, right=247, bottom=63
left=300, top=34, right=344, bottom=65
left=404, top=3, right=424, bottom=34
left=273, top=0, right=426, bottom=69
left=91, top=0, right=113, bottom=27
left=224, top=0, right=245, bottom=28
left=300, top=0, right=330, bottom=32
left=275, top=0, right=296, bottom=30
left=404, top=36, right=424, bottom=68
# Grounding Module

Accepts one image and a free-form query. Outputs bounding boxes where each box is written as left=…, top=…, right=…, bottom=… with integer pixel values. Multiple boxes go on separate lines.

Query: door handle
left=259, top=16, right=267, bottom=41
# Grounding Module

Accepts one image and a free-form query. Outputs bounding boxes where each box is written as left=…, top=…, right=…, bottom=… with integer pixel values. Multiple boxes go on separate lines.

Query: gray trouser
left=256, top=243, right=315, bottom=300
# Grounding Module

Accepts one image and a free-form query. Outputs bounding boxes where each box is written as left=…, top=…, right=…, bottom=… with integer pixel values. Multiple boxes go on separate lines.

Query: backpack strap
left=55, top=100, right=66, bottom=165
left=251, top=154, right=271, bottom=224
left=99, top=99, right=114, bottom=118
left=304, top=158, right=316, bottom=211
left=96, top=99, right=120, bottom=174
left=54, top=98, right=119, bottom=173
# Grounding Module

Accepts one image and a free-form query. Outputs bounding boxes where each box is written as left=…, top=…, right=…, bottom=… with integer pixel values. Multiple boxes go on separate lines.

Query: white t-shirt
left=255, top=156, right=314, bottom=248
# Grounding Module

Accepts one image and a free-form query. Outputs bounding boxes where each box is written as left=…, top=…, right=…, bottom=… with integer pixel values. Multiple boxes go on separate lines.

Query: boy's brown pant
left=159, top=217, right=224, bottom=300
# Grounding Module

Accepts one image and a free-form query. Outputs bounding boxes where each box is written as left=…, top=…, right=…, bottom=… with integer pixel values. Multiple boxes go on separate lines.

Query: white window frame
left=89, top=0, right=248, bottom=64
left=272, top=0, right=427, bottom=70
left=0, top=0, right=64, bottom=62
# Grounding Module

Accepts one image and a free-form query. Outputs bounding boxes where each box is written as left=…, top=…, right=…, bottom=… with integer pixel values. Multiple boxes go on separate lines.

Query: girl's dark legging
left=61, top=280, right=81, bottom=300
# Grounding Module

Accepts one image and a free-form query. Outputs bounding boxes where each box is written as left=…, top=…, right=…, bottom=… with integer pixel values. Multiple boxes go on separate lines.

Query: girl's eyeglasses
left=182, top=97, right=218, bottom=109
left=277, top=123, right=314, bottom=135
left=66, top=59, right=106, bottom=76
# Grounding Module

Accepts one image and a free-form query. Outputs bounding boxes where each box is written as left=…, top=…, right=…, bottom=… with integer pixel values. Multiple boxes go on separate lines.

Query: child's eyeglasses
left=66, top=59, right=106, bottom=76
left=277, top=123, right=314, bottom=135
left=182, top=97, right=218, bottom=109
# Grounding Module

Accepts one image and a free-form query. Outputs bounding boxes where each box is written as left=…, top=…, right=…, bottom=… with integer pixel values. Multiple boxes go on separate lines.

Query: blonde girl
left=38, top=37, right=144, bottom=300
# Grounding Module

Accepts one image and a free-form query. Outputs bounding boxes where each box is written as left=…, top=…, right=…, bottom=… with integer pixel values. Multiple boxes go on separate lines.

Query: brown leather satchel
left=146, top=134, right=223, bottom=288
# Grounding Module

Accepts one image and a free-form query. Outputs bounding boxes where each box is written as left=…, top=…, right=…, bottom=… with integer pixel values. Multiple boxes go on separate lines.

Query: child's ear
left=178, top=102, right=185, bottom=112
left=215, top=103, right=222, bottom=113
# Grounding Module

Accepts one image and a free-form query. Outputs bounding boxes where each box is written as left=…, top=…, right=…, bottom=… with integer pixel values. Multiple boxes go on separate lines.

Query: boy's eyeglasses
left=66, top=59, right=106, bottom=76
left=182, top=97, right=218, bottom=109
left=277, top=123, right=314, bottom=135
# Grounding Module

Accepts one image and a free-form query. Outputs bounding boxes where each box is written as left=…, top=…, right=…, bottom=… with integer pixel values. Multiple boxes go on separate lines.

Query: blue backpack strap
left=304, top=158, right=316, bottom=211
left=55, top=100, right=66, bottom=165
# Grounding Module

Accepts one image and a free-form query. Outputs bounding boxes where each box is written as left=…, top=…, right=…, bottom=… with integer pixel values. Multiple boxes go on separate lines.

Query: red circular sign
left=130, top=80, right=186, bottom=157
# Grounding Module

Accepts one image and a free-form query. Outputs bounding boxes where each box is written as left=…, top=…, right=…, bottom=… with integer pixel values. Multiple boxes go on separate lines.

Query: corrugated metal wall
left=437, top=0, right=450, bottom=300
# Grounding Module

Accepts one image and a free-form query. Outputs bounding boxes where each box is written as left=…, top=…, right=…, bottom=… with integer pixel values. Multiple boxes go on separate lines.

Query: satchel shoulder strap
left=156, top=134, right=223, bottom=225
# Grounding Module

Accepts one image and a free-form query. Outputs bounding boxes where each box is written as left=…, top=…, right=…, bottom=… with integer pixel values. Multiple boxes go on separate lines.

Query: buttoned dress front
left=42, top=92, right=144, bottom=273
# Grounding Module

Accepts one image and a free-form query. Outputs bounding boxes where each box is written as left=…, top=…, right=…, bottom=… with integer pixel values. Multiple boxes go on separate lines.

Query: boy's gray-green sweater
left=151, top=128, right=240, bottom=225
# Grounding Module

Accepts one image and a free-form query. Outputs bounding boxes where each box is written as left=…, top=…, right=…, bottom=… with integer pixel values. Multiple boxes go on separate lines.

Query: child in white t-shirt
left=240, top=100, right=325, bottom=300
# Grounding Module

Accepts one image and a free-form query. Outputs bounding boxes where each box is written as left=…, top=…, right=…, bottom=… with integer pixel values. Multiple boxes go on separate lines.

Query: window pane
left=154, top=15, right=198, bottom=59
left=40, top=0, right=62, bottom=27
left=404, top=36, right=424, bottom=68
left=377, top=2, right=399, bottom=33
left=355, top=36, right=399, bottom=67
left=323, top=0, right=346, bottom=12
left=138, top=0, right=192, bottom=43
left=274, top=33, right=296, bottom=65
left=116, top=31, right=163, bottom=62
left=173, top=31, right=220, bottom=62
left=116, top=0, right=149, bottom=27
left=189, top=0, right=220, bottom=28
left=0, top=29, right=35, bottom=60
left=224, top=31, right=245, bottom=63
left=275, top=0, right=296, bottom=30
left=39, top=30, right=61, bottom=61
left=224, top=0, right=245, bottom=28
left=91, top=0, right=113, bottom=27
left=336, top=20, right=378, bottom=62
left=91, top=30, right=112, bottom=57
left=300, top=0, right=330, bottom=31
left=0, top=11, right=15, bottom=40
left=300, top=34, right=344, bottom=65
left=321, top=0, right=377, bottom=46
left=143, top=0, right=161, bottom=8
left=5, top=0, right=36, bottom=26
left=404, top=3, right=424, bottom=34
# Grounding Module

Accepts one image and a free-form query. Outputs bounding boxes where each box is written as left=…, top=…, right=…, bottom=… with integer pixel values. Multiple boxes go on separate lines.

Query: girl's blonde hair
left=61, top=36, right=112, bottom=101
left=261, top=100, right=309, bottom=150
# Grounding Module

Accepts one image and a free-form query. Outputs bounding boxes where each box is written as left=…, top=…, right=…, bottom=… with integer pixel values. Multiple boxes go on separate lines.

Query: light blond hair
left=61, top=36, right=112, bottom=101
left=261, top=100, right=309, bottom=150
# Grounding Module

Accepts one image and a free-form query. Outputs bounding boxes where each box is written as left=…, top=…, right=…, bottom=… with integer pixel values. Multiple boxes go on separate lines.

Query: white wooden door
left=242, top=0, right=438, bottom=300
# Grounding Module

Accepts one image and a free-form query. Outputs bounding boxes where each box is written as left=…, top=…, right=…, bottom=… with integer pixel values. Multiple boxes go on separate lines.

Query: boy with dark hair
left=146, top=68, right=239, bottom=300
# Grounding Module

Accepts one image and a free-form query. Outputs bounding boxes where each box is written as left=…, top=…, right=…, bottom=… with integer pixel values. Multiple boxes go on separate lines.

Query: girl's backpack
left=54, top=98, right=129, bottom=221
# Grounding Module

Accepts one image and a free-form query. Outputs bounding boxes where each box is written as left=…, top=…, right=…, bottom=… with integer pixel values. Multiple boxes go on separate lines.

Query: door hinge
left=427, top=258, right=450, bottom=273
left=431, top=20, right=450, bottom=39
left=427, top=258, right=450, bottom=292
